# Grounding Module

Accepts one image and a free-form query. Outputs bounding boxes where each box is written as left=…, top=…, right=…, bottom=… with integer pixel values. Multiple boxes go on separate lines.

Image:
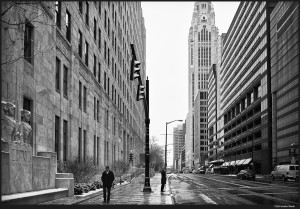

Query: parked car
left=198, top=166, right=207, bottom=174
left=206, top=167, right=214, bottom=174
left=220, top=166, right=230, bottom=175
left=271, top=164, right=299, bottom=181
left=237, top=169, right=255, bottom=180
left=192, top=169, right=198, bottom=174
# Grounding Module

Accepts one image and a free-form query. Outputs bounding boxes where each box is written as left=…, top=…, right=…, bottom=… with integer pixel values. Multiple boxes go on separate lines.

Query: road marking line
left=199, top=194, right=218, bottom=205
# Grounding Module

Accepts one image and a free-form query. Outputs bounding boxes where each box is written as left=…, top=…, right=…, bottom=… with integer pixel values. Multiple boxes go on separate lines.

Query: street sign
left=289, top=148, right=295, bottom=156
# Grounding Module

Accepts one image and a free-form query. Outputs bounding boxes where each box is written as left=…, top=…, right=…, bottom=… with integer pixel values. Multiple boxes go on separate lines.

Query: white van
left=271, top=164, right=299, bottom=181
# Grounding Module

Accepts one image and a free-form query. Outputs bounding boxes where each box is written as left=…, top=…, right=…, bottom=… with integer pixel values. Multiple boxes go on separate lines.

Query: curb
left=167, top=176, right=176, bottom=205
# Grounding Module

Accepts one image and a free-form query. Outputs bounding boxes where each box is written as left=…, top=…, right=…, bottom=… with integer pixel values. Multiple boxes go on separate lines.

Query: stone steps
left=1, top=188, right=69, bottom=205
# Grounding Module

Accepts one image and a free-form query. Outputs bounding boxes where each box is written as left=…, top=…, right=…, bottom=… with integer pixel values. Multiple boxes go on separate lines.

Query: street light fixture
left=165, top=120, right=183, bottom=169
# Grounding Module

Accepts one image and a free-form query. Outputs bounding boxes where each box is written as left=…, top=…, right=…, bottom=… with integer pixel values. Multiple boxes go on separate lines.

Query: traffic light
left=136, top=84, right=145, bottom=101
left=129, top=153, right=133, bottom=162
left=130, top=59, right=141, bottom=80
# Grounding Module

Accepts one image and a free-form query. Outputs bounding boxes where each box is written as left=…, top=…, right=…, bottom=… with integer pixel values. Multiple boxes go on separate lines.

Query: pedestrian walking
left=161, top=169, right=167, bottom=192
left=101, top=166, right=115, bottom=203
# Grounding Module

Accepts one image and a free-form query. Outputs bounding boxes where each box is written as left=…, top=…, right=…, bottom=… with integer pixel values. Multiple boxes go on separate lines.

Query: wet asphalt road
left=169, top=173, right=299, bottom=205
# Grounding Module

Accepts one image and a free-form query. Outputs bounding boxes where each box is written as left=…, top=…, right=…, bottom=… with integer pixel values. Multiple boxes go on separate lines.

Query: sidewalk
left=40, top=173, right=173, bottom=205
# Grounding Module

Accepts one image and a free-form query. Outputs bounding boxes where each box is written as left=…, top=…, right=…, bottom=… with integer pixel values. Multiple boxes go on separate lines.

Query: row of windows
left=224, top=85, right=261, bottom=125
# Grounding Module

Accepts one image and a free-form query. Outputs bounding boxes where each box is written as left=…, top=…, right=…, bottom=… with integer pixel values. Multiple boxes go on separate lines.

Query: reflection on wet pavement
left=169, top=174, right=299, bottom=205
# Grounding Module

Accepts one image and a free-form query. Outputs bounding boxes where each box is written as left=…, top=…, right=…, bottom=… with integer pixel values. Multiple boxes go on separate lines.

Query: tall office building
left=270, top=2, right=299, bottom=166
left=207, top=33, right=226, bottom=162
left=219, top=2, right=278, bottom=174
left=186, top=1, right=219, bottom=169
left=1, top=2, right=146, bottom=168
left=173, top=123, right=186, bottom=170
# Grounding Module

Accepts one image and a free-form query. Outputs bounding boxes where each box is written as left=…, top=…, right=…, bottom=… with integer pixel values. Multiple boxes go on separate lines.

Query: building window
left=83, top=86, right=87, bottom=112
left=84, top=41, right=89, bottom=66
left=56, top=57, right=61, bottom=92
left=83, top=130, right=86, bottom=162
left=94, top=18, right=97, bottom=40
left=55, top=1, right=61, bottom=28
left=104, top=72, right=107, bottom=90
left=94, top=97, right=96, bottom=120
left=108, top=78, right=110, bottom=96
left=97, top=137, right=100, bottom=165
left=79, top=30, right=82, bottom=57
left=104, top=41, right=107, bottom=60
left=55, top=116, right=60, bottom=160
left=79, top=81, right=82, bottom=109
left=106, top=110, right=109, bottom=129
left=104, top=10, right=107, bottom=29
left=63, top=120, right=68, bottom=161
left=63, top=65, right=68, bottom=98
left=97, top=100, right=99, bottom=122
left=98, top=28, right=101, bottom=49
left=108, top=18, right=110, bottom=37
left=85, top=2, right=89, bottom=25
left=94, top=135, right=97, bottom=164
left=79, top=2, right=83, bottom=14
left=24, top=20, right=34, bottom=64
left=66, top=10, right=71, bottom=42
left=78, top=127, right=82, bottom=162
left=94, top=55, right=97, bottom=77
left=98, top=63, right=101, bottom=83
left=108, top=48, right=110, bottom=67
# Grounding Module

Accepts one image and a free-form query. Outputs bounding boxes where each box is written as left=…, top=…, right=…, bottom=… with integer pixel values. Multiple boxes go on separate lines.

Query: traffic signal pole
left=143, top=77, right=151, bottom=192
left=130, top=44, right=151, bottom=192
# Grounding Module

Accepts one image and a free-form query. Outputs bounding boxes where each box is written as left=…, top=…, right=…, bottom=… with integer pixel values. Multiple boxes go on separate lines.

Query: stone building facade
left=1, top=2, right=146, bottom=169
left=186, top=1, right=219, bottom=169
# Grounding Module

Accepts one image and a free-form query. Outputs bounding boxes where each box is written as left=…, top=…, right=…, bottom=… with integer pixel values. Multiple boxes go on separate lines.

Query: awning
left=242, top=158, right=252, bottom=165
left=237, top=159, right=246, bottom=165
left=235, top=160, right=241, bottom=165
left=229, top=161, right=235, bottom=166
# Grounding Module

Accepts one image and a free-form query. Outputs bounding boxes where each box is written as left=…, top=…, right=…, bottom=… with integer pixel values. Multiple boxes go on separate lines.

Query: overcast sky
left=141, top=1, right=240, bottom=166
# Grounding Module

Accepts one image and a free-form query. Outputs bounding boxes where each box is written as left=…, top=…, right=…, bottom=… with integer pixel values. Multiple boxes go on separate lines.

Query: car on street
left=271, top=164, right=299, bottom=181
left=192, top=169, right=198, bottom=174
left=206, top=167, right=214, bottom=174
left=197, top=166, right=207, bottom=174
left=237, top=169, right=255, bottom=180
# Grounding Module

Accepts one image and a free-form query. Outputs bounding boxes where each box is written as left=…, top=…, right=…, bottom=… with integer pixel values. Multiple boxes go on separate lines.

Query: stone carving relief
left=21, top=109, right=32, bottom=146
left=1, top=101, right=17, bottom=142
left=2, top=101, right=32, bottom=146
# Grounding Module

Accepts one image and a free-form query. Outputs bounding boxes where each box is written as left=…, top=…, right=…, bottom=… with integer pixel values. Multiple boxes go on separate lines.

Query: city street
left=169, top=173, right=299, bottom=205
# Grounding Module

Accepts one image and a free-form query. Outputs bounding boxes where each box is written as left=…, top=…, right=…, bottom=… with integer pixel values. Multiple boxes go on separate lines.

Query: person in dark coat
left=101, top=166, right=115, bottom=203
left=161, top=169, right=167, bottom=192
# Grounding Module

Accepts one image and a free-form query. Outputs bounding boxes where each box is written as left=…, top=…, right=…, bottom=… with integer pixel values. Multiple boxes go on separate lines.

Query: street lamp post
left=165, top=120, right=183, bottom=169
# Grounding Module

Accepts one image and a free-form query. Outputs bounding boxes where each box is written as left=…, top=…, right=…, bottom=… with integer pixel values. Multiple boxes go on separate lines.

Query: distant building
left=186, top=1, right=219, bottom=170
left=194, top=91, right=208, bottom=168
left=173, top=123, right=186, bottom=170
left=270, top=2, right=299, bottom=166
left=1, top=2, right=146, bottom=168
